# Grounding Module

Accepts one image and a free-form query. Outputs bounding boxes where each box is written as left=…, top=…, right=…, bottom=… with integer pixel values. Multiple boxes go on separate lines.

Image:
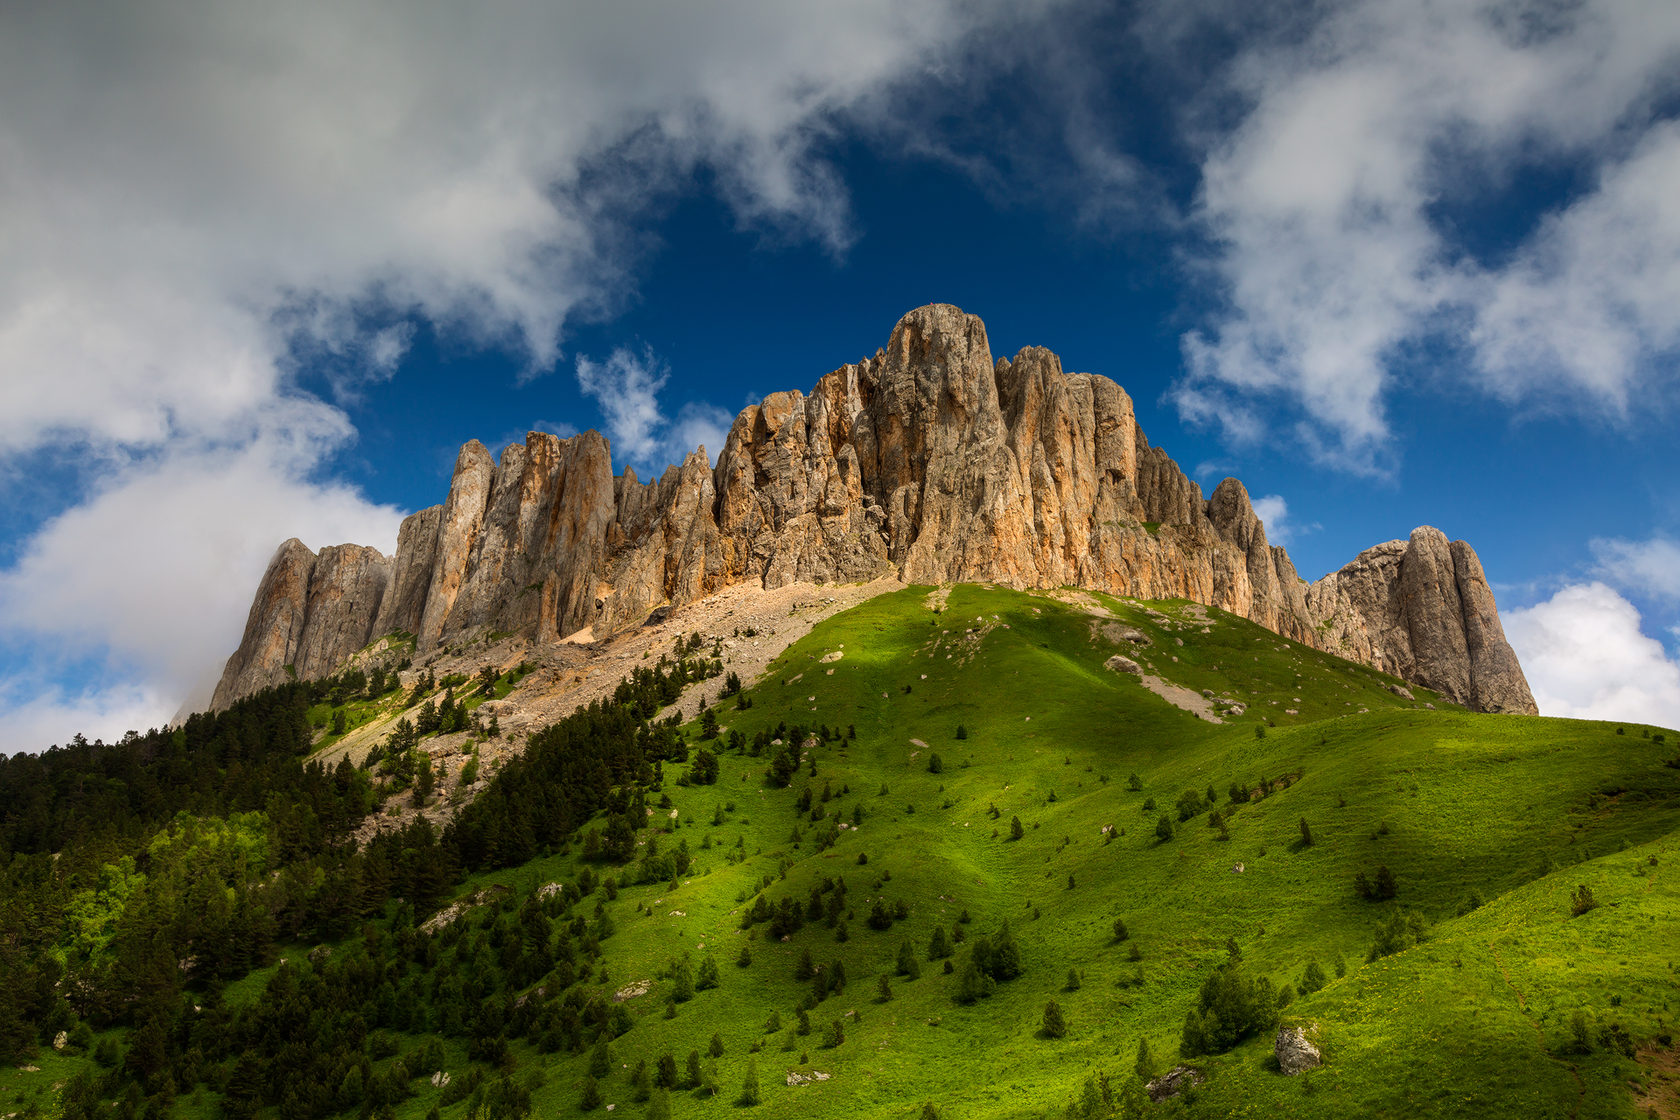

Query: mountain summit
left=211, top=304, right=1535, bottom=715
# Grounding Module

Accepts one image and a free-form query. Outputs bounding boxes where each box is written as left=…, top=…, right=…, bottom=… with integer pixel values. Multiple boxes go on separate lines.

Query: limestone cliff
left=209, top=304, right=1537, bottom=715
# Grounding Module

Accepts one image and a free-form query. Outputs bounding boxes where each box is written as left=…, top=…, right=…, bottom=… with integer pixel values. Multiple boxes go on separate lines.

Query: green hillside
left=4, top=585, right=1677, bottom=1120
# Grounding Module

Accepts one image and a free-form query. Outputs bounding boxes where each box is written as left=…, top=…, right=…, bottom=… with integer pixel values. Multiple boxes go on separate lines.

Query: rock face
left=1306, top=527, right=1535, bottom=714
left=209, top=304, right=1538, bottom=715
left=1275, top=1025, right=1322, bottom=1075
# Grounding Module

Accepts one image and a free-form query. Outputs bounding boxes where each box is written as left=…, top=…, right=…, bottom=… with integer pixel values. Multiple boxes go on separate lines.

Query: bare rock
left=210, top=539, right=318, bottom=708
left=1307, top=528, right=1537, bottom=713
left=1146, top=1066, right=1205, bottom=1102
left=1105, top=655, right=1143, bottom=675
left=1275, top=1025, right=1322, bottom=1075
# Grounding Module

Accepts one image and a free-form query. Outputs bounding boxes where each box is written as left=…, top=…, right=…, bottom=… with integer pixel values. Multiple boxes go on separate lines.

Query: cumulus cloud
left=0, top=0, right=1050, bottom=748
left=1174, top=0, right=1680, bottom=469
left=1589, top=535, right=1680, bottom=602
left=1504, top=582, right=1680, bottom=729
left=574, top=347, right=733, bottom=474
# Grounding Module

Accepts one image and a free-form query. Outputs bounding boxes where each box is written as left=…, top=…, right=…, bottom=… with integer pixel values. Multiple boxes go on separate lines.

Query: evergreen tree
left=738, top=1060, right=761, bottom=1106
left=708, top=1033, right=724, bottom=1058
left=686, top=1050, right=702, bottom=1088
left=1010, top=815, right=1025, bottom=840
left=696, top=956, right=720, bottom=991
left=1135, top=1037, right=1158, bottom=1081
left=1040, top=999, right=1067, bottom=1039
left=990, top=920, right=1022, bottom=981
left=671, top=958, right=695, bottom=1002
left=1299, top=817, right=1313, bottom=846
left=646, top=1087, right=671, bottom=1120
left=898, top=940, right=922, bottom=979
left=579, top=1077, right=602, bottom=1111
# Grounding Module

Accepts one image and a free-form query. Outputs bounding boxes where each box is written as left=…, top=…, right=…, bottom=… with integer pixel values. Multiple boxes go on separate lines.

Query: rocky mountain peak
left=209, top=303, right=1537, bottom=715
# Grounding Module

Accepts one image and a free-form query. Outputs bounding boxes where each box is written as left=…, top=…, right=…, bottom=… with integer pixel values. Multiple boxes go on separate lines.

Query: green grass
left=13, top=585, right=1676, bottom=1120
left=432, top=585, right=1680, bottom=1120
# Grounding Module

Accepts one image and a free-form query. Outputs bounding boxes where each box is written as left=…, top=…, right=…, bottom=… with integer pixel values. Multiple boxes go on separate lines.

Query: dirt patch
left=924, top=587, right=951, bottom=611
left=1137, top=674, right=1224, bottom=723
left=1050, top=589, right=1113, bottom=617
left=1637, top=1045, right=1680, bottom=1120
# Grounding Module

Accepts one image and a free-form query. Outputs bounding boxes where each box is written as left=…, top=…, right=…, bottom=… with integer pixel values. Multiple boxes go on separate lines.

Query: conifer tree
left=1040, top=999, right=1067, bottom=1039
left=738, top=1060, right=761, bottom=1106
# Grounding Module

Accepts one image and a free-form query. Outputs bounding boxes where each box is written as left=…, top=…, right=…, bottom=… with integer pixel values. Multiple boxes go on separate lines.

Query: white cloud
left=0, top=0, right=1051, bottom=748
left=574, top=348, right=733, bottom=474
left=1590, top=536, right=1680, bottom=602
left=1174, top=0, right=1680, bottom=469
left=1249, top=493, right=1318, bottom=547
left=0, top=421, right=407, bottom=752
left=1504, top=581, right=1680, bottom=729
left=0, top=681, right=175, bottom=754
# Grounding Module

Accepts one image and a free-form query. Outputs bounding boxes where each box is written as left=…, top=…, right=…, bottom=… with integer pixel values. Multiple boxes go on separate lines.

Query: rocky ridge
left=210, top=304, right=1536, bottom=715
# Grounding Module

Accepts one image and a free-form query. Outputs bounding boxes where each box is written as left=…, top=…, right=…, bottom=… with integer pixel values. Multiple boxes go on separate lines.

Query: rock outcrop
left=1275, top=1025, right=1322, bottom=1075
left=209, top=304, right=1538, bottom=715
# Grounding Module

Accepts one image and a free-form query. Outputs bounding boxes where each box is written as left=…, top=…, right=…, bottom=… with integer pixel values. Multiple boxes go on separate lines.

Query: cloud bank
left=0, top=0, right=1050, bottom=749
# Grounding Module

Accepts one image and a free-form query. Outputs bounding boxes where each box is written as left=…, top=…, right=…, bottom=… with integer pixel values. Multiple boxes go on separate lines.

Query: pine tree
left=671, top=957, right=695, bottom=1002
left=1135, top=1037, right=1158, bottom=1081
left=580, top=1077, right=602, bottom=1111
left=897, top=940, right=921, bottom=979
left=589, top=1040, right=611, bottom=1079
left=738, top=1060, right=761, bottom=1106
left=1040, top=999, right=1067, bottom=1039
left=685, top=1050, right=702, bottom=1089
left=929, top=924, right=952, bottom=960
left=646, top=1087, right=671, bottom=1120
left=1299, top=817, right=1313, bottom=846
left=708, top=1033, right=724, bottom=1058
left=1010, top=815, right=1025, bottom=840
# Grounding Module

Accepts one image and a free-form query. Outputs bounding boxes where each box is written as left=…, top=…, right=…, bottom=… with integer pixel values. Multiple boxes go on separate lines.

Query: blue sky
left=2, top=0, right=1678, bottom=749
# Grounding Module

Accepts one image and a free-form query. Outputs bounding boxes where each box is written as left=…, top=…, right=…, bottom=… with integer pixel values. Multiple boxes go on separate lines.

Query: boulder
left=1105, top=655, right=1143, bottom=675
left=1275, top=1025, right=1322, bottom=1075
left=1146, top=1065, right=1205, bottom=1102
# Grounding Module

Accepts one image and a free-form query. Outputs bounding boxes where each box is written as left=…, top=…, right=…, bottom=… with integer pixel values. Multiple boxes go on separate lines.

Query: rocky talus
left=210, top=304, right=1537, bottom=715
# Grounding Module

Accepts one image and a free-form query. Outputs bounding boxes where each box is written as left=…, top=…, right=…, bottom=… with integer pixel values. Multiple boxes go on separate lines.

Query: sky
left=2, top=0, right=1678, bottom=751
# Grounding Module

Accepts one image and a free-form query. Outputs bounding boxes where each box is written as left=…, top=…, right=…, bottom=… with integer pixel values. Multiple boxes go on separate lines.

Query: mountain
left=210, top=304, right=1534, bottom=716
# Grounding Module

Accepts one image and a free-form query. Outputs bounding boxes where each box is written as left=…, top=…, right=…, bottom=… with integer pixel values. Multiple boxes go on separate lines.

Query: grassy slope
left=17, top=585, right=1674, bottom=1120
left=440, top=585, right=1680, bottom=1120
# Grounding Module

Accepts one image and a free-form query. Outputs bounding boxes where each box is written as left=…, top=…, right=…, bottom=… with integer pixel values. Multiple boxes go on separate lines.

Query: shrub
left=1367, top=910, right=1429, bottom=961
left=1300, top=961, right=1326, bottom=995
left=1571, top=885, right=1599, bottom=916
left=1112, top=917, right=1129, bottom=942
left=1155, top=815, right=1174, bottom=842
left=1298, top=817, right=1313, bottom=846
left=1010, top=816, right=1025, bottom=841
left=928, top=754, right=944, bottom=774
